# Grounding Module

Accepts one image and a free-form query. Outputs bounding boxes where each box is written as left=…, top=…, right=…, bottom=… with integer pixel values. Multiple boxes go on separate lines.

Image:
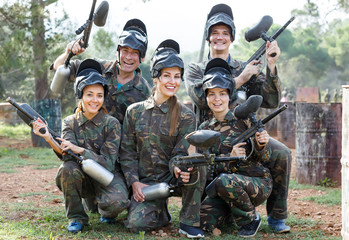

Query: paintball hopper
left=234, top=95, right=263, bottom=119
left=93, top=1, right=109, bottom=27
left=142, top=182, right=173, bottom=201
left=245, top=15, right=273, bottom=42
left=75, top=0, right=110, bottom=34
left=185, top=130, right=221, bottom=149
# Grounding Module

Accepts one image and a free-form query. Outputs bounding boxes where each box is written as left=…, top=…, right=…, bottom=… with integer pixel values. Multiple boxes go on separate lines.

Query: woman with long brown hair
left=120, top=39, right=205, bottom=238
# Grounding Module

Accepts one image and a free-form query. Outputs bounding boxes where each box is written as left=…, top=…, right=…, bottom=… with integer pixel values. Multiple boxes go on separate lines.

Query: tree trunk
left=31, top=0, right=48, bottom=100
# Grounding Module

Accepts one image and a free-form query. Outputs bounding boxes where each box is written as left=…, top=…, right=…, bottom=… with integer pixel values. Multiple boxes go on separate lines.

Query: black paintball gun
left=50, top=0, right=109, bottom=94
left=244, top=15, right=295, bottom=65
left=232, top=95, right=288, bottom=147
left=141, top=130, right=245, bottom=201
left=6, top=97, right=114, bottom=187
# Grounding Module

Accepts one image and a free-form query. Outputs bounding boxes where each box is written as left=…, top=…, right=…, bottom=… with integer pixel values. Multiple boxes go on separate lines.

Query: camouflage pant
left=200, top=173, right=272, bottom=230
left=263, top=137, right=292, bottom=219
left=125, top=166, right=207, bottom=232
left=56, top=160, right=130, bottom=224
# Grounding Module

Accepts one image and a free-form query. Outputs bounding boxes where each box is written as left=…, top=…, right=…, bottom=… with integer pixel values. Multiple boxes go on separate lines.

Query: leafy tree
left=0, top=0, right=70, bottom=102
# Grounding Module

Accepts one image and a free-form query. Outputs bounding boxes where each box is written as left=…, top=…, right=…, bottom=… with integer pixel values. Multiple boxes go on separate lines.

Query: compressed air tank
left=142, top=182, right=173, bottom=201
left=81, top=159, right=114, bottom=187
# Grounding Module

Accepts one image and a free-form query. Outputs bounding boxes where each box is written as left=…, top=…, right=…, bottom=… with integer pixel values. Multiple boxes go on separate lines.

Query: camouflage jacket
left=199, top=110, right=271, bottom=178
left=60, top=59, right=152, bottom=124
left=184, top=56, right=281, bottom=123
left=120, top=96, right=196, bottom=188
left=61, top=110, right=121, bottom=173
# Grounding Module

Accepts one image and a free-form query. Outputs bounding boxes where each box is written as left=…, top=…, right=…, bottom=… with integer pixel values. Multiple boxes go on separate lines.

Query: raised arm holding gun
left=51, top=16, right=151, bottom=125
left=51, top=0, right=109, bottom=94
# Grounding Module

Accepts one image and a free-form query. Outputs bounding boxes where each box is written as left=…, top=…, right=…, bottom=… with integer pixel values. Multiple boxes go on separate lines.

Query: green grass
left=290, top=179, right=341, bottom=206
left=0, top=124, right=31, bottom=139
left=0, top=147, right=60, bottom=173
left=0, top=125, right=342, bottom=239
left=0, top=201, right=341, bottom=240
left=302, top=189, right=341, bottom=206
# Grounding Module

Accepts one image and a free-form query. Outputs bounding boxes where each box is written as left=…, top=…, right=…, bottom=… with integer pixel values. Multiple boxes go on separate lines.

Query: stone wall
left=0, top=102, right=22, bottom=125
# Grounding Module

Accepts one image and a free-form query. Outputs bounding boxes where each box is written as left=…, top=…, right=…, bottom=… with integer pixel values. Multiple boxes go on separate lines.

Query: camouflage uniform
left=184, top=56, right=291, bottom=220
left=55, top=110, right=129, bottom=225
left=55, top=59, right=152, bottom=124
left=198, top=110, right=272, bottom=230
left=120, top=96, right=206, bottom=231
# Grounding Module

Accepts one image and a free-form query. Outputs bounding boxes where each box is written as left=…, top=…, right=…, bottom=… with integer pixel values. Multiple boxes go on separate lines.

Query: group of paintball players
left=29, top=3, right=292, bottom=239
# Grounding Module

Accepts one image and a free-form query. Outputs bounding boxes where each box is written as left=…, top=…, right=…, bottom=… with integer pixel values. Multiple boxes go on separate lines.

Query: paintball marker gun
left=244, top=15, right=295, bottom=64
left=232, top=101, right=288, bottom=147
left=6, top=97, right=114, bottom=187
left=50, top=0, right=109, bottom=94
left=141, top=130, right=245, bottom=201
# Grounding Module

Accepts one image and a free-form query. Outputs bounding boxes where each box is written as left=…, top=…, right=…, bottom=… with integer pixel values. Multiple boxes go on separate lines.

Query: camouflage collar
left=105, top=62, right=145, bottom=92
left=208, top=109, right=235, bottom=126
left=144, top=96, right=170, bottom=113
left=76, top=110, right=106, bottom=127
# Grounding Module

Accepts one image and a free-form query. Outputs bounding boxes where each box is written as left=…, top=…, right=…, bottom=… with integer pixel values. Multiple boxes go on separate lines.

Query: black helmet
left=74, top=59, right=108, bottom=99
left=202, top=58, right=235, bottom=97
left=150, top=39, right=184, bottom=79
left=117, top=19, right=148, bottom=59
left=205, top=4, right=235, bottom=41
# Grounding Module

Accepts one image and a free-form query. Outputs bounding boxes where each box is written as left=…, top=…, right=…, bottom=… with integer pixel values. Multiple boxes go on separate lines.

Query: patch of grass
left=0, top=200, right=341, bottom=240
left=301, top=189, right=341, bottom=206
left=289, top=179, right=330, bottom=191
left=0, top=124, right=31, bottom=139
left=0, top=147, right=60, bottom=173
left=290, top=179, right=341, bottom=206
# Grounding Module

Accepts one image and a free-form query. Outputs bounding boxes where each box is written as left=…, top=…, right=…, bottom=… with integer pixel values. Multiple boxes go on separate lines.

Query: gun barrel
left=6, top=97, right=33, bottom=121
left=261, top=104, right=288, bottom=124
left=215, top=156, right=246, bottom=162
left=270, top=16, right=295, bottom=40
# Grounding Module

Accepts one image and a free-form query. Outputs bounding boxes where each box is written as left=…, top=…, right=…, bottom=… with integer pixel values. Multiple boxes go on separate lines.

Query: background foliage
left=0, top=0, right=348, bottom=116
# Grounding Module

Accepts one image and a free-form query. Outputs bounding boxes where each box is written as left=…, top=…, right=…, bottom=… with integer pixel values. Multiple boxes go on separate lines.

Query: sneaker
left=100, top=217, right=116, bottom=224
left=267, top=217, right=291, bottom=233
left=67, top=221, right=83, bottom=233
left=179, top=222, right=205, bottom=238
left=238, top=212, right=261, bottom=238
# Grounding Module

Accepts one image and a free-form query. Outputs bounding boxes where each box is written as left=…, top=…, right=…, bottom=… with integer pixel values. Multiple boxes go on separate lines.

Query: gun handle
left=177, top=166, right=199, bottom=187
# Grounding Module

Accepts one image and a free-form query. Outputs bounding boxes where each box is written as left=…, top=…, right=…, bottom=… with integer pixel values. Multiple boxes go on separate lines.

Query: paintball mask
left=205, top=3, right=235, bottom=41
left=74, top=59, right=108, bottom=99
left=202, top=58, right=235, bottom=98
left=150, top=39, right=184, bottom=79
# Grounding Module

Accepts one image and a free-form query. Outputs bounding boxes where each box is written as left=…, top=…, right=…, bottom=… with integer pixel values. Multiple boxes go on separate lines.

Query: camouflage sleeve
left=82, top=116, right=121, bottom=172
left=184, top=63, right=207, bottom=110
left=252, top=140, right=272, bottom=163
left=247, top=66, right=281, bottom=108
left=119, top=107, right=139, bottom=188
left=61, top=115, right=80, bottom=161
left=169, top=107, right=196, bottom=174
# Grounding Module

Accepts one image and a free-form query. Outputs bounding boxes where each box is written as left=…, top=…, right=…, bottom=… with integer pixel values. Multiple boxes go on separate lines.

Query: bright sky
left=55, top=0, right=345, bottom=53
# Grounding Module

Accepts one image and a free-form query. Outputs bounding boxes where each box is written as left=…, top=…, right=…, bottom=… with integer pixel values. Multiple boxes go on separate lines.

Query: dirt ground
left=0, top=138, right=342, bottom=238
